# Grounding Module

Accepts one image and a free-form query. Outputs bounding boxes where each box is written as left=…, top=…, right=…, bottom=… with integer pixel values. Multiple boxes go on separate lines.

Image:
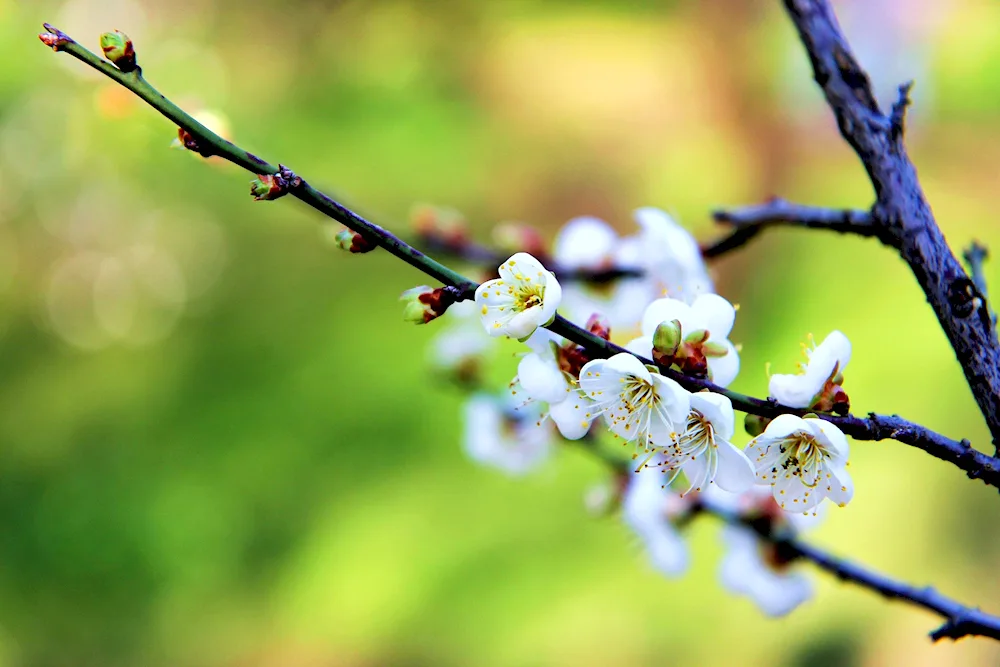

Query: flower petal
left=549, top=392, right=594, bottom=440
left=825, top=465, right=854, bottom=507
left=707, top=341, right=740, bottom=388
left=625, top=335, right=654, bottom=359
left=774, top=470, right=824, bottom=513
left=517, top=353, right=569, bottom=404
left=538, top=271, right=562, bottom=324
left=650, top=374, right=692, bottom=426
left=641, top=298, right=694, bottom=337
left=690, top=392, right=735, bottom=441
left=713, top=440, right=756, bottom=493
left=693, top=293, right=737, bottom=339
left=768, top=373, right=820, bottom=409
left=553, top=216, right=618, bottom=269
left=761, top=414, right=809, bottom=440
left=807, top=418, right=850, bottom=464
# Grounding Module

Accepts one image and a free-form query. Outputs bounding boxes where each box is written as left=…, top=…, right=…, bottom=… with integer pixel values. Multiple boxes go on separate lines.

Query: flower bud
left=585, top=313, right=611, bottom=341
left=332, top=228, right=375, bottom=254
left=99, top=30, right=137, bottom=72
left=400, top=286, right=456, bottom=324
left=744, top=414, right=771, bottom=437
left=652, top=319, right=682, bottom=361
left=39, top=26, right=70, bottom=51
left=249, top=174, right=286, bottom=201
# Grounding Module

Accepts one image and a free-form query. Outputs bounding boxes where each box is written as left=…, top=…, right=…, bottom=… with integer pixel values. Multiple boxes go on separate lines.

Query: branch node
left=889, top=80, right=915, bottom=140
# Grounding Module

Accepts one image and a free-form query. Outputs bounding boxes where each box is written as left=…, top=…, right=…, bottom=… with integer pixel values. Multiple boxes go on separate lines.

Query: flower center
left=778, top=434, right=826, bottom=487
left=514, top=285, right=544, bottom=311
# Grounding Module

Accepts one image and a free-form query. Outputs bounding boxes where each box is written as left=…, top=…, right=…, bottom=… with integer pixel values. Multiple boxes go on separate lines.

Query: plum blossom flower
left=632, top=207, right=713, bottom=303
left=746, top=414, right=853, bottom=512
left=552, top=216, right=620, bottom=271
left=512, top=329, right=594, bottom=440
left=475, top=252, right=562, bottom=340
left=578, top=353, right=690, bottom=453
left=769, top=331, right=851, bottom=412
left=551, top=209, right=712, bottom=331
left=656, top=392, right=755, bottom=495
left=701, top=485, right=819, bottom=616
left=622, top=464, right=691, bottom=577
left=626, top=293, right=740, bottom=387
left=719, top=524, right=814, bottom=616
left=463, top=393, right=551, bottom=475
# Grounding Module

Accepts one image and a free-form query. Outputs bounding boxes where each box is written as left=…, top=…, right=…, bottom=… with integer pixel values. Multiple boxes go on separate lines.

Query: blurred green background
left=2, top=0, right=1000, bottom=664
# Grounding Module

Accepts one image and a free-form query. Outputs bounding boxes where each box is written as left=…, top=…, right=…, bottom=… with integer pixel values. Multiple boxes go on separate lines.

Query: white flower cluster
left=429, top=207, right=857, bottom=617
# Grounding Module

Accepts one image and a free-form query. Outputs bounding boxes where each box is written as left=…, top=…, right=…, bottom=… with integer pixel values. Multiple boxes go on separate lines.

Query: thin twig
left=36, top=23, right=1000, bottom=491
left=782, top=0, right=1000, bottom=451
left=579, top=437, right=1000, bottom=642
left=703, top=198, right=881, bottom=258
left=699, top=500, right=1000, bottom=642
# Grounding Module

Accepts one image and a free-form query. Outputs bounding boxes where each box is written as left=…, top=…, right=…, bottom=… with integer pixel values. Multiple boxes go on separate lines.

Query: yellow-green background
left=1, top=0, right=999, bottom=665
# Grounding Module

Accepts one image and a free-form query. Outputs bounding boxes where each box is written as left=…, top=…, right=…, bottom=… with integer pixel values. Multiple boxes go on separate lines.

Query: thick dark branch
left=782, top=0, right=1000, bottom=450
left=703, top=198, right=881, bottom=257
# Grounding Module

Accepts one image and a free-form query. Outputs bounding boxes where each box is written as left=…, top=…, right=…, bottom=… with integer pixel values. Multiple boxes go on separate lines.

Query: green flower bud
left=400, top=286, right=454, bottom=324
left=99, top=30, right=137, bottom=72
left=744, top=413, right=771, bottom=437
left=653, top=319, right=682, bottom=359
left=331, top=227, right=374, bottom=254
left=250, top=174, right=283, bottom=201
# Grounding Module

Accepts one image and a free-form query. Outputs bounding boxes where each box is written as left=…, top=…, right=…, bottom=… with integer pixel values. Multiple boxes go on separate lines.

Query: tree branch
left=781, top=0, right=1000, bottom=451
left=720, top=504, right=1000, bottom=642
left=582, top=440, right=1000, bottom=642
left=39, top=20, right=1000, bottom=643
left=703, top=198, right=880, bottom=258
left=37, top=22, right=1000, bottom=491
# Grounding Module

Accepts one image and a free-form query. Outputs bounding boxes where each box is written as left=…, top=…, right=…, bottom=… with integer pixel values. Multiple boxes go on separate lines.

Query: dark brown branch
left=783, top=0, right=1000, bottom=451
left=702, top=198, right=881, bottom=257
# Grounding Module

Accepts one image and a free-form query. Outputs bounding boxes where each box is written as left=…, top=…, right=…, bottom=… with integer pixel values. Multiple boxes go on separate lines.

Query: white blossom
left=475, top=252, right=562, bottom=340
left=550, top=209, right=712, bottom=332
left=552, top=216, right=619, bottom=270
left=626, top=293, right=740, bottom=387
left=633, top=207, right=713, bottom=303
left=463, top=393, right=551, bottom=475
left=701, top=485, right=820, bottom=616
left=719, top=524, right=814, bottom=617
left=658, top=392, right=755, bottom=494
left=578, top=353, right=690, bottom=453
left=769, top=331, right=851, bottom=408
left=746, top=414, right=854, bottom=512
left=513, top=330, right=594, bottom=440
left=622, top=465, right=690, bottom=577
